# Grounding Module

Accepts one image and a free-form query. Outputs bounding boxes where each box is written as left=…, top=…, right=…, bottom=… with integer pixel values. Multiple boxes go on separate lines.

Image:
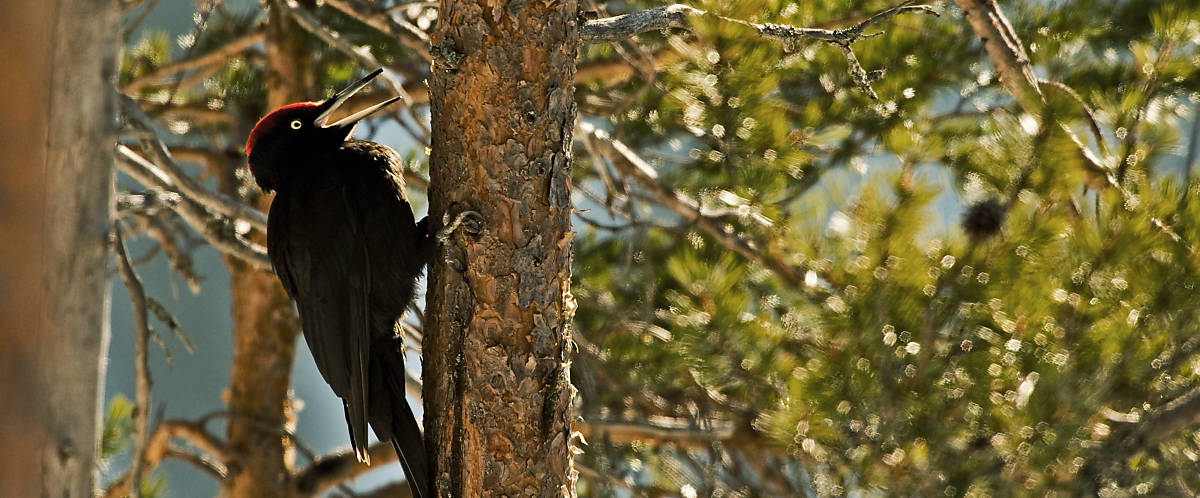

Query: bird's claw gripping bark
left=436, top=210, right=483, bottom=245
left=438, top=210, right=482, bottom=272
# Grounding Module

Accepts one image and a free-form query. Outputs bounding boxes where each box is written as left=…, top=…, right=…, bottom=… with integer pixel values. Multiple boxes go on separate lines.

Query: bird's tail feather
left=389, top=389, right=430, bottom=498
left=370, top=345, right=430, bottom=498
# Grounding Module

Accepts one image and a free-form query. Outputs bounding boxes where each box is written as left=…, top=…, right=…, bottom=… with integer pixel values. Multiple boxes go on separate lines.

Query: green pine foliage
left=100, top=395, right=134, bottom=462
left=99, top=395, right=168, bottom=498
left=572, top=0, right=1200, bottom=495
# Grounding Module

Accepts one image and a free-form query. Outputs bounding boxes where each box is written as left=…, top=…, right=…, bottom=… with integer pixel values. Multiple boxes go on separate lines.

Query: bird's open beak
left=314, top=68, right=402, bottom=130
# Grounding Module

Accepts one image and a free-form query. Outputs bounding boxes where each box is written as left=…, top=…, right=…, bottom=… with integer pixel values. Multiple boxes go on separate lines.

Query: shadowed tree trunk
left=0, top=0, right=118, bottom=496
left=424, top=0, right=579, bottom=495
left=216, top=3, right=312, bottom=496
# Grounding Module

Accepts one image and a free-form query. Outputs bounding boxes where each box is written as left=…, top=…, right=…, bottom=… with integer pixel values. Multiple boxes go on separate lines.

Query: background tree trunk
left=424, top=0, right=579, bottom=495
left=217, top=3, right=312, bottom=496
left=0, top=0, right=119, bottom=495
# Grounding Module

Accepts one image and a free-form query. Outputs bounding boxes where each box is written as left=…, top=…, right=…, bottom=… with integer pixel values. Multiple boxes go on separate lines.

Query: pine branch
left=580, top=2, right=939, bottom=99
left=953, top=0, right=1043, bottom=110
left=575, top=464, right=675, bottom=496
left=578, top=418, right=735, bottom=447
left=292, top=442, right=397, bottom=495
left=577, top=122, right=803, bottom=286
left=123, top=28, right=265, bottom=93
left=953, top=0, right=1191, bottom=250
left=323, top=0, right=431, bottom=60
left=110, top=225, right=153, bottom=498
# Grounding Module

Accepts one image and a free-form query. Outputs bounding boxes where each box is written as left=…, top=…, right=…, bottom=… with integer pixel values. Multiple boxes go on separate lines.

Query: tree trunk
left=217, top=3, right=312, bottom=496
left=425, top=0, right=579, bottom=495
left=0, top=0, right=118, bottom=495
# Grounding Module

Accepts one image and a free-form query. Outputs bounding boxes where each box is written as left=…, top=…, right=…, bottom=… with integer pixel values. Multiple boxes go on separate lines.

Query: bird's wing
left=267, top=181, right=373, bottom=462
left=341, top=183, right=373, bottom=463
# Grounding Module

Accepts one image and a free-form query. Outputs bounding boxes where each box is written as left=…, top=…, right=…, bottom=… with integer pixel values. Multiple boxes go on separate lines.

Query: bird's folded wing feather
left=267, top=183, right=372, bottom=460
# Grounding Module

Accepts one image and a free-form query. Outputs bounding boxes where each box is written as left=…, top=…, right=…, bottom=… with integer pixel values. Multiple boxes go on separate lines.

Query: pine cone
left=962, top=199, right=1006, bottom=240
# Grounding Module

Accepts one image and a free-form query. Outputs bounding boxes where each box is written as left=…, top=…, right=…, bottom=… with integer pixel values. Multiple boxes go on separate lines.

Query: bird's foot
left=438, top=210, right=482, bottom=272
left=436, top=210, right=483, bottom=245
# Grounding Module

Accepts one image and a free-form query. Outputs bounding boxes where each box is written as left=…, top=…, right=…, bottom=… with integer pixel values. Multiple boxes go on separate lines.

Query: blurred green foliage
left=572, top=0, right=1200, bottom=496
left=100, top=396, right=167, bottom=498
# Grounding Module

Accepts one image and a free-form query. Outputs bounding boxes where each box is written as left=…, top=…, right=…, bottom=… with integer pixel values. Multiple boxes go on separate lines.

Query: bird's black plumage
left=246, top=70, right=430, bottom=498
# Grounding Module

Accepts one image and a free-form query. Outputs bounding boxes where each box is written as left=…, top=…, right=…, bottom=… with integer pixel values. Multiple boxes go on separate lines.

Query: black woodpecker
left=245, top=69, right=430, bottom=498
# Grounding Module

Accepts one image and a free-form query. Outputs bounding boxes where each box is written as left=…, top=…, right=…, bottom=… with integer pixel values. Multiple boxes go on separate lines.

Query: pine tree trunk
left=0, top=0, right=119, bottom=495
left=217, top=4, right=312, bottom=496
left=425, top=1, right=579, bottom=495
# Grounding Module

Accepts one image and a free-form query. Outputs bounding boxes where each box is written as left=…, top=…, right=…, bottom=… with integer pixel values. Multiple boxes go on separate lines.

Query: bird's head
left=245, top=68, right=400, bottom=191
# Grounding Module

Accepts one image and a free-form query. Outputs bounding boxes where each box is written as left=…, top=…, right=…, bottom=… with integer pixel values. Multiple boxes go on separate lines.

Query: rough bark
left=217, top=3, right=311, bottom=496
left=0, top=0, right=118, bottom=495
left=425, top=0, right=579, bottom=495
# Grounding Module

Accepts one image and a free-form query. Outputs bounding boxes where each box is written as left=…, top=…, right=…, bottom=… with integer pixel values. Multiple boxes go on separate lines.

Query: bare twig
left=131, top=212, right=203, bottom=293
left=1038, top=78, right=1109, bottom=157
left=117, top=91, right=269, bottom=233
left=115, top=144, right=272, bottom=271
left=123, top=29, right=265, bottom=93
left=146, top=297, right=196, bottom=355
left=580, top=2, right=939, bottom=98
left=578, top=122, right=803, bottom=286
left=162, top=447, right=227, bottom=479
left=111, top=225, right=153, bottom=498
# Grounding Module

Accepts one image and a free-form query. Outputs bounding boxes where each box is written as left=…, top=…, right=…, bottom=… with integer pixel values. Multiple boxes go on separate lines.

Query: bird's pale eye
left=290, top=119, right=303, bottom=130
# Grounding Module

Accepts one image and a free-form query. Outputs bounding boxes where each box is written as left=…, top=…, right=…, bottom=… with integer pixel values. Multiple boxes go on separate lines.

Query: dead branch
left=580, top=2, right=939, bottom=99
left=117, top=92, right=269, bottom=233
left=115, top=145, right=272, bottom=271
left=102, top=419, right=232, bottom=498
left=292, top=441, right=397, bottom=495
left=162, top=447, right=228, bottom=479
left=131, top=212, right=203, bottom=293
left=111, top=225, right=153, bottom=498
